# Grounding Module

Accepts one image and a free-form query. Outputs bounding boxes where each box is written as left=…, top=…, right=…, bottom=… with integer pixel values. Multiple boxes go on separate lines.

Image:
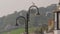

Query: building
left=53, top=0, right=60, bottom=34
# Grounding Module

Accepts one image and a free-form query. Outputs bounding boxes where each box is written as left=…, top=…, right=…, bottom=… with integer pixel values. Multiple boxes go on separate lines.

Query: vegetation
left=2, top=27, right=36, bottom=34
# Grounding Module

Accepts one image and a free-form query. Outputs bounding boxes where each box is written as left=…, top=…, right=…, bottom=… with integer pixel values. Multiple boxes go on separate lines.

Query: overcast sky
left=0, top=0, right=59, bottom=17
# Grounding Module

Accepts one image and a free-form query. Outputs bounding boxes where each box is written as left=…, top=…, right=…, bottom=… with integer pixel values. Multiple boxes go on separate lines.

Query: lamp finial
left=32, top=2, right=35, bottom=6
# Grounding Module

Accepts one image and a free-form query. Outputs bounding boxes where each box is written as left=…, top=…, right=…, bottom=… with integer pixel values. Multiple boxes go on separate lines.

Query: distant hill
left=0, top=4, right=56, bottom=32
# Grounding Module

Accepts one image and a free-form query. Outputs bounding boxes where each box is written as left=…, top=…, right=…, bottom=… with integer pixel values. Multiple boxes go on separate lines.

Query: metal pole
left=25, top=13, right=29, bottom=34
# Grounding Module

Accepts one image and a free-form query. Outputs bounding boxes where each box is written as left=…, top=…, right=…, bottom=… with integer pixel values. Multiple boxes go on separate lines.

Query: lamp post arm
left=16, top=16, right=26, bottom=26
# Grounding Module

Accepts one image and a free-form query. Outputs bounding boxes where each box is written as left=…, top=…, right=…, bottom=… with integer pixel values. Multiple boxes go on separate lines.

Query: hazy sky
left=0, top=0, right=59, bottom=17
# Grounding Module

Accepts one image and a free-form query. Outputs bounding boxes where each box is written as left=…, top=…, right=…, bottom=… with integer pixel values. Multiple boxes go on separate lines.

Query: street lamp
left=16, top=3, right=40, bottom=34
left=26, top=3, right=40, bottom=34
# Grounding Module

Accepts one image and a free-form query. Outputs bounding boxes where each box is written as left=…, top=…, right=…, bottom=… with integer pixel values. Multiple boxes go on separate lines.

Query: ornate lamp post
left=16, top=3, right=40, bottom=34
left=26, top=2, right=40, bottom=34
